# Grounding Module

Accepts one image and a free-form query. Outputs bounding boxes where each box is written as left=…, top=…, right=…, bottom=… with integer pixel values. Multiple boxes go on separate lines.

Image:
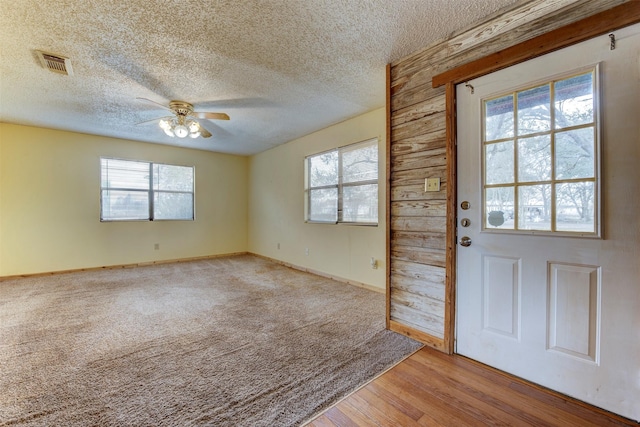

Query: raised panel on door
left=482, top=255, right=520, bottom=338
left=547, top=262, right=600, bottom=362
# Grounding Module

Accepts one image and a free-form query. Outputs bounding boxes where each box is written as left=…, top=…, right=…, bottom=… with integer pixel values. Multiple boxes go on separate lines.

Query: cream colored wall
left=1, top=110, right=385, bottom=283
left=248, top=108, right=386, bottom=290
left=0, top=124, right=248, bottom=276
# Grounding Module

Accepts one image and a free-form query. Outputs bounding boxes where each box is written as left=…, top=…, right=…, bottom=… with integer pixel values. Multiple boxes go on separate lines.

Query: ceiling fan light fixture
left=187, top=120, right=199, bottom=133
left=158, top=117, right=201, bottom=138
left=159, top=118, right=172, bottom=130
left=138, top=99, right=222, bottom=139
left=174, top=124, right=189, bottom=138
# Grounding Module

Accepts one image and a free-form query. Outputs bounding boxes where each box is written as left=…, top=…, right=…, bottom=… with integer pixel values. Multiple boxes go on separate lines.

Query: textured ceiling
left=0, top=0, right=522, bottom=155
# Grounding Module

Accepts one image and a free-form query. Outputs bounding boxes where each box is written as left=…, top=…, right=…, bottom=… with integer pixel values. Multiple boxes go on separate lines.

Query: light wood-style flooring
left=305, top=346, right=637, bottom=426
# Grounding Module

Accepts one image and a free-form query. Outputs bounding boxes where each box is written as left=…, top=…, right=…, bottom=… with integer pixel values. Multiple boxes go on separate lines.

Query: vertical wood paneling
left=387, top=0, right=632, bottom=352
left=386, top=63, right=392, bottom=330
left=443, top=82, right=457, bottom=353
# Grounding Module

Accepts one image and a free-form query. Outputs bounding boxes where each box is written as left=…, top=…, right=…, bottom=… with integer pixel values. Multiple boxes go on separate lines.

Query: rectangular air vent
left=36, top=50, right=73, bottom=76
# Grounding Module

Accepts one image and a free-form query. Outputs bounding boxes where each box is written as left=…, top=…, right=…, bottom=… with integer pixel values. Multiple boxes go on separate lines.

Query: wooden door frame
left=432, top=2, right=640, bottom=354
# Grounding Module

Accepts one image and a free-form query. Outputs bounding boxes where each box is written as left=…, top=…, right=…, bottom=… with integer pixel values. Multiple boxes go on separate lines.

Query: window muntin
left=100, top=158, right=194, bottom=221
left=482, top=68, right=598, bottom=235
left=305, top=138, right=378, bottom=224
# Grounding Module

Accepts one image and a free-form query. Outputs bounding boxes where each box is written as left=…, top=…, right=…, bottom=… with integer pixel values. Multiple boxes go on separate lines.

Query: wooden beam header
left=433, top=2, right=640, bottom=88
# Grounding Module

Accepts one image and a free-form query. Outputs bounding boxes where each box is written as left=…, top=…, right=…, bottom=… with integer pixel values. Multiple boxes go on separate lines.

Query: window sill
left=305, top=220, right=378, bottom=227
left=100, top=219, right=195, bottom=222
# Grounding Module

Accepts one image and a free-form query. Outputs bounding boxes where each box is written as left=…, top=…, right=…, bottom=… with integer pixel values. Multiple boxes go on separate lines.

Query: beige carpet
left=0, top=254, right=421, bottom=426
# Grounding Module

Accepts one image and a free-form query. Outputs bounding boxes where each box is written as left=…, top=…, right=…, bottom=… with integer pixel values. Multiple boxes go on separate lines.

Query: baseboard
left=0, top=252, right=249, bottom=280
left=389, top=320, right=447, bottom=352
left=2, top=253, right=387, bottom=295
left=249, top=252, right=385, bottom=294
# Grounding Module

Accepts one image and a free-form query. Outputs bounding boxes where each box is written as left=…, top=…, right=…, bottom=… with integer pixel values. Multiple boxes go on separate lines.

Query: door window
left=482, top=68, right=599, bottom=235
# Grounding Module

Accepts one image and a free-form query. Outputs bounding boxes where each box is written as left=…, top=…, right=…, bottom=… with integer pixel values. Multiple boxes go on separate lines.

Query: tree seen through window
left=306, top=139, right=378, bottom=224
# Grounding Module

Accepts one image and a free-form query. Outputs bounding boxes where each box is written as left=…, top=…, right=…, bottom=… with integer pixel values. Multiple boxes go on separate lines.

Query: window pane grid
left=101, top=159, right=150, bottom=190
left=153, top=163, right=194, bottom=191
left=305, top=138, right=378, bottom=224
left=101, top=158, right=194, bottom=221
left=154, top=192, right=194, bottom=220
left=482, top=69, right=597, bottom=235
left=100, top=189, right=150, bottom=221
left=341, top=183, right=378, bottom=223
left=308, top=188, right=338, bottom=222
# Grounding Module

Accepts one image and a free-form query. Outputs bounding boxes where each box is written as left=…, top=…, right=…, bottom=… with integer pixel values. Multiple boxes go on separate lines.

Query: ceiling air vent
left=36, top=50, right=73, bottom=76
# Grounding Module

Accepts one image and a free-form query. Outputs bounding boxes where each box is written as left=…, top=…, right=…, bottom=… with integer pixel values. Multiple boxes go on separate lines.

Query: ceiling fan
left=136, top=98, right=230, bottom=139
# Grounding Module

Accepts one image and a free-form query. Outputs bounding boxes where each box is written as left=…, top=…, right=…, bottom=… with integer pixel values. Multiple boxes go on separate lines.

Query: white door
left=456, top=24, right=640, bottom=421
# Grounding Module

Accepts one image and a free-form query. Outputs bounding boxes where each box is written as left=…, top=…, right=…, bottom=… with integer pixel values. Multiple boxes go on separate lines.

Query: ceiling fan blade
left=199, top=121, right=232, bottom=139
left=199, top=126, right=212, bottom=138
left=194, top=111, right=230, bottom=120
left=136, top=97, right=171, bottom=111
left=135, top=115, right=172, bottom=126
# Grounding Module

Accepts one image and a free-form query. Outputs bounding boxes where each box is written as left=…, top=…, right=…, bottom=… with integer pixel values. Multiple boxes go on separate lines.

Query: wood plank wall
left=387, top=0, right=627, bottom=352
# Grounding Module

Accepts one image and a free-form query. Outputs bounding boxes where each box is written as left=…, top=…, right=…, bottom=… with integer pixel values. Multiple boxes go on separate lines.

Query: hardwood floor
left=305, top=346, right=638, bottom=427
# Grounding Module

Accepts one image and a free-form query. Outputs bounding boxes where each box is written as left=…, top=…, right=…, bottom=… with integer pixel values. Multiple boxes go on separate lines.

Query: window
left=482, top=68, right=599, bottom=235
left=305, top=138, right=378, bottom=224
left=100, top=158, right=194, bottom=221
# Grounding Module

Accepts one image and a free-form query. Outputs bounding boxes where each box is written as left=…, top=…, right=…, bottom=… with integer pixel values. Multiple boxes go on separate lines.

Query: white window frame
left=100, top=157, right=195, bottom=222
left=304, top=138, right=379, bottom=225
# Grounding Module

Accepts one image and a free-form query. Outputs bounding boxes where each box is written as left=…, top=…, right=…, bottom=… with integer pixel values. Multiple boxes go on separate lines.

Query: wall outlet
left=305, top=248, right=309, bottom=256
left=370, top=257, right=378, bottom=269
left=154, top=243, right=160, bottom=250
left=425, top=177, right=441, bottom=192
left=277, top=243, right=280, bottom=250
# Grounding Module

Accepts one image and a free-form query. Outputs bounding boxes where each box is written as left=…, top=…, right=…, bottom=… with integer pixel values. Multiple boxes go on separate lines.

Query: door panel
left=482, top=255, right=520, bottom=338
left=456, top=23, right=640, bottom=421
left=548, top=262, right=599, bottom=362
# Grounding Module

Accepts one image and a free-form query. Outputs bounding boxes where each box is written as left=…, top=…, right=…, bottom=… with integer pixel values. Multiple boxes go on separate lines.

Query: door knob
left=459, top=236, right=472, bottom=247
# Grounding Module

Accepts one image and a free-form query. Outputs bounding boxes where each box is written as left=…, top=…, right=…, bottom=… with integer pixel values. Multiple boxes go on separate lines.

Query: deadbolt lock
left=461, top=201, right=470, bottom=210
